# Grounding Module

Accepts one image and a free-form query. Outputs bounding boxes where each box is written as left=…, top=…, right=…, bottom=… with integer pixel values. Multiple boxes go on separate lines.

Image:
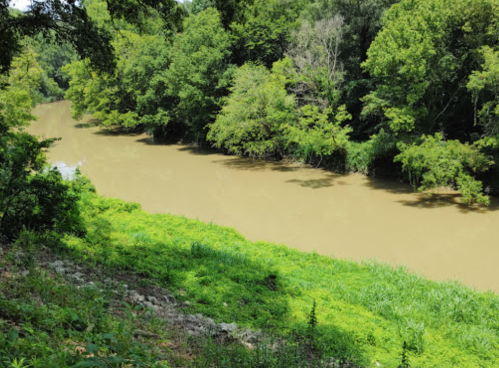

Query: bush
left=208, top=62, right=296, bottom=158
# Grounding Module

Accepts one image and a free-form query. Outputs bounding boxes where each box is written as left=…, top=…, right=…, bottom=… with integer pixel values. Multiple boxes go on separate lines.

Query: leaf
left=6, top=328, right=18, bottom=344
left=85, top=343, right=99, bottom=355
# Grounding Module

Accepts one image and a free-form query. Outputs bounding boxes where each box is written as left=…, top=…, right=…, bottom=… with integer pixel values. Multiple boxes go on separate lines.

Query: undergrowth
left=53, top=179, right=499, bottom=368
left=0, top=238, right=332, bottom=368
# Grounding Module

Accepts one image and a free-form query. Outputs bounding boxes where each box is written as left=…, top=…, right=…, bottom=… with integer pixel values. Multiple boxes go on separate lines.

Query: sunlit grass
left=58, top=188, right=499, bottom=367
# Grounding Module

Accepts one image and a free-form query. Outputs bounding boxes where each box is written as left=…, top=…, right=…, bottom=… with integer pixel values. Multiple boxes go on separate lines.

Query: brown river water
left=29, top=101, right=499, bottom=292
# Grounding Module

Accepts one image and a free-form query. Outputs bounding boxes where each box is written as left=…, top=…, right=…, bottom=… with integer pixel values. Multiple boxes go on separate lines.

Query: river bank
left=28, top=101, right=499, bottom=292
left=2, top=182, right=499, bottom=367
left=59, top=184, right=499, bottom=367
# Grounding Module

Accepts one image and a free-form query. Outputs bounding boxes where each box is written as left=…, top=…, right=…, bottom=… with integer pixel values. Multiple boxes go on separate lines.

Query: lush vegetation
left=3, top=0, right=499, bottom=367
left=5, top=182, right=499, bottom=367
left=50, top=0, right=499, bottom=203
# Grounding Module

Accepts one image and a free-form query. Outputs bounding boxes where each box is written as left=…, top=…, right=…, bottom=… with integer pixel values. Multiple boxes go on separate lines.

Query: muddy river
left=29, top=101, right=499, bottom=292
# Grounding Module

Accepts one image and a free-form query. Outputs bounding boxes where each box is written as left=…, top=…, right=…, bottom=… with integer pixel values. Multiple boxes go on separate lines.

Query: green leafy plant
left=398, top=341, right=411, bottom=368
left=395, top=133, right=492, bottom=204
left=307, top=300, right=318, bottom=347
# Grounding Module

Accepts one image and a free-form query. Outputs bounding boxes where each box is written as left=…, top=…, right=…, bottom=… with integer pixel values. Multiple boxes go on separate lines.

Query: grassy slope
left=62, top=188, right=499, bottom=368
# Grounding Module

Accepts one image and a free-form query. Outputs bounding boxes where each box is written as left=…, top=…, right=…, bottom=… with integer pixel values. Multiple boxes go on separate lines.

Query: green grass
left=0, top=252, right=170, bottom=367
left=59, top=184, right=499, bottom=368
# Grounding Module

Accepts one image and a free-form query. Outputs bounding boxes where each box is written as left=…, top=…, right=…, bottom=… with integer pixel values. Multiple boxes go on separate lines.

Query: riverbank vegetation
left=49, top=0, right=499, bottom=204
left=68, top=182, right=499, bottom=368
left=3, top=0, right=499, bottom=367
left=3, top=179, right=499, bottom=367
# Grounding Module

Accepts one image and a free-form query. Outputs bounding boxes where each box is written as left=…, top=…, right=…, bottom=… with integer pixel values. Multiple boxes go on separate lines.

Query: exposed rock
left=129, top=290, right=145, bottom=303
left=242, top=341, right=255, bottom=350
left=50, top=261, right=64, bottom=269
left=219, top=323, right=237, bottom=333
left=143, top=301, right=157, bottom=309
left=18, top=270, right=30, bottom=277
left=182, top=301, right=191, bottom=307
left=239, top=329, right=261, bottom=344
left=163, top=295, right=177, bottom=305
left=147, top=296, right=160, bottom=305
left=205, top=318, right=216, bottom=328
left=70, top=274, right=85, bottom=285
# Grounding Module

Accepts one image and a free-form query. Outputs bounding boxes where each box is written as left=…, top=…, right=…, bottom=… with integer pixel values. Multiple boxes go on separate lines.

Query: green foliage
left=72, top=327, right=168, bottom=368
left=190, top=0, right=254, bottom=28
left=60, top=189, right=499, bottom=367
left=0, top=51, right=42, bottom=129
left=345, top=129, right=398, bottom=174
left=285, top=16, right=345, bottom=109
left=231, top=0, right=305, bottom=67
left=0, top=253, right=169, bottom=368
left=64, top=33, right=170, bottom=129
left=0, top=52, right=84, bottom=242
left=398, top=341, right=411, bottom=368
left=164, top=8, right=234, bottom=140
left=395, top=133, right=492, bottom=204
left=208, top=62, right=296, bottom=157
left=190, top=0, right=216, bottom=15
left=64, top=7, right=233, bottom=140
left=468, top=46, right=499, bottom=135
left=191, top=338, right=325, bottom=368
left=363, top=0, right=499, bottom=137
left=0, top=0, right=116, bottom=74
left=301, top=0, right=401, bottom=138
left=307, top=300, right=318, bottom=344
left=30, top=33, right=78, bottom=101
left=284, top=105, right=352, bottom=162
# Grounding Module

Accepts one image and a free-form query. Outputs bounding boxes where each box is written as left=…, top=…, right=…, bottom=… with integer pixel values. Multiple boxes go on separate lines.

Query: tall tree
left=363, top=0, right=499, bottom=139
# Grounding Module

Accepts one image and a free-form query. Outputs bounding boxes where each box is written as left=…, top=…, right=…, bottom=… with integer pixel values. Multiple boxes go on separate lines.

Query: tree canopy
left=6, top=0, right=499, bottom=213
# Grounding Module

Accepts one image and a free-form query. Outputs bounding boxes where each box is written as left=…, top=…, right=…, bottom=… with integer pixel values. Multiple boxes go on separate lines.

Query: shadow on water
left=177, top=145, right=221, bottom=156
left=213, top=156, right=301, bottom=172
left=364, top=177, right=499, bottom=213
left=215, top=156, right=349, bottom=188
left=76, top=120, right=143, bottom=136
left=286, top=173, right=345, bottom=189
left=134, top=138, right=222, bottom=156
left=93, top=128, right=143, bottom=137
left=74, top=119, right=100, bottom=129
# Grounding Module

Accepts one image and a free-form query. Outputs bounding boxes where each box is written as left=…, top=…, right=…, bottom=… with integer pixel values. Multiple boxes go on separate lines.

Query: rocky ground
left=3, top=246, right=264, bottom=345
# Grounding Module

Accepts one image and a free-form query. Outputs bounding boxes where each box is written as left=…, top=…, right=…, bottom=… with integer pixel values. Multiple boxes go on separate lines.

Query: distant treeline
left=20, top=0, right=499, bottom=203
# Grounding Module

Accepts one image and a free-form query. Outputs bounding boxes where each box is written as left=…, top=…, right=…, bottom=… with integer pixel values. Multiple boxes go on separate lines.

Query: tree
left=230, top=0, right=306, bottom=67
left=363, top=0, right=499, bottom=138
left=0, top=0, right=184, bottom=241
left=207, top=62, right=296, bottom=158
left=164, top=8, right=234, bottom=141
left=284, top=104, right=352, bottom=162
left=190, top=0, right=253, bottom=28
left=0, top=52, right=83, bottom=241
left=286, top=15, right=345, bottom=109
left=29, top=32, right=78, bottom=101
left=468, top=46, right=499, bottom=136
left=394, top=134, right=492, bottom=204
left=63, top=32, right=170, bottom=128
left=301, top=0, right=401, bottom=139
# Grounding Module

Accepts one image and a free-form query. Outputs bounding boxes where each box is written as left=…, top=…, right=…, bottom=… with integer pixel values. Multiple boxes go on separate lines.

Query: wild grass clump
left=58, top=186, right=499, bottom=368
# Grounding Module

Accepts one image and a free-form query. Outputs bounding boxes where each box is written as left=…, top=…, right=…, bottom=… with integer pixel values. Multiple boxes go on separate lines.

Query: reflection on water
left=52, top=161, right=80, bottom=180
left=29, top=101, right=499, bottom=292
